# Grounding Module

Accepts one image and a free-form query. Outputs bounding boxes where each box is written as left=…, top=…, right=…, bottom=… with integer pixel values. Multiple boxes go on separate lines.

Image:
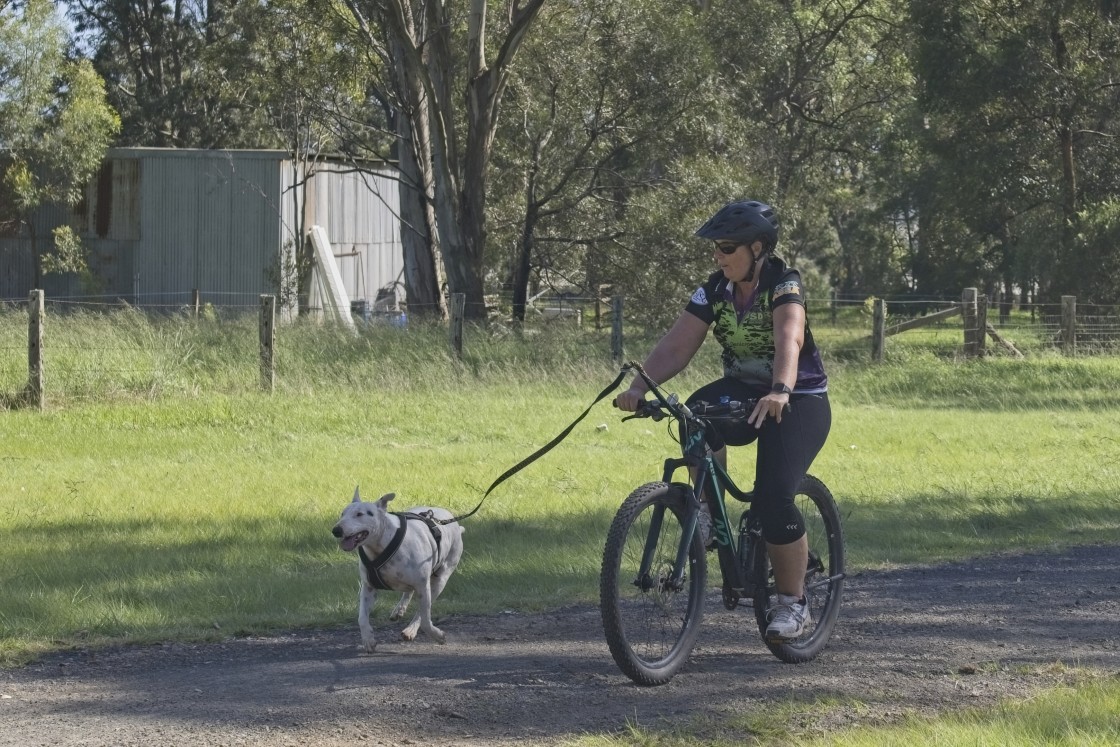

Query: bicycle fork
left=631, top=460, right=753, bottom=597
left=633, top=501, right=692, bottom=592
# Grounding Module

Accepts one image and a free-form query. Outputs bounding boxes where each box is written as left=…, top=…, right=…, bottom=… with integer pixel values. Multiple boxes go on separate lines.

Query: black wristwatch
left=771, top=382, right=793, bottom=395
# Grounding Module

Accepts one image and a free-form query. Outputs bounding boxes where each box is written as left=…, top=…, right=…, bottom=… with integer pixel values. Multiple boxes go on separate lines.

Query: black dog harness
left=357, top=511, right=445, bottom=591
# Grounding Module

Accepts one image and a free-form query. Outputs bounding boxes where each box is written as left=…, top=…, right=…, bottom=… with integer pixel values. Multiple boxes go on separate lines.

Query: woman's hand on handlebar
left=613, top=386, right=647, bottom=412
left=748, top=392, right=790, bottom=428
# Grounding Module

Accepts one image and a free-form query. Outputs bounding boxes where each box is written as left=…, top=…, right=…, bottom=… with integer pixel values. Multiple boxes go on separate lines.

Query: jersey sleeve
left=770, top=268, right=806, bottom=309
left=680, top=283, right=716, bottom=324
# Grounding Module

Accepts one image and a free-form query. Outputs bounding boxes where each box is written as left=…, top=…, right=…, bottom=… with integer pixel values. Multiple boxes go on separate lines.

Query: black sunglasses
left=714, top=242, right=742, bottom=255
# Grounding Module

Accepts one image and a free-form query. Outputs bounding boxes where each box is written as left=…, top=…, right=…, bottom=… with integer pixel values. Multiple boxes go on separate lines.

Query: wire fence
left=3, top=288, right=1120, bottom=409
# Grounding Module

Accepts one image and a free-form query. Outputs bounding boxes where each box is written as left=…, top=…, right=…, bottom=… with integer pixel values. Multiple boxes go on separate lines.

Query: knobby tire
left=751, top=474, right=844, bottom=663
left=600, top=482, right=706, bottom=686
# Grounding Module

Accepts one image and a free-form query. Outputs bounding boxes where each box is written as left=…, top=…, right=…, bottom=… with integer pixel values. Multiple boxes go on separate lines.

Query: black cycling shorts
left=686, top=378, right=831, bottom=545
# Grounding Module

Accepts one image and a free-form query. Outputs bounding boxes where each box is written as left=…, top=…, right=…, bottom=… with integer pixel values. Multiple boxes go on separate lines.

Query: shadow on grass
left=2, top=489, right=1117, bottom=657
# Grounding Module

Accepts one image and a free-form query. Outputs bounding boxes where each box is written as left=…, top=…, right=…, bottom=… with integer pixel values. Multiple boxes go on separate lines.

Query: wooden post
left=830, top=288, right=838, bottom=325
left=449, top=293, right=466, bottom=359
left=192, top=289, right=201, bottom=317
left=259, top=294, right=275, bottom=392
left=596, top=284, right=612, bottom=332
left=27, top=289, right=44, bottom=410
left=962, top=288, right=978, bottom=357
left=1061, top=295, right=1076, bottom=355
left=610, top=296, right=624, bottom=363
left=871, top=298, right=886, bottom=362
left=976, top=294, right=988, bottom=356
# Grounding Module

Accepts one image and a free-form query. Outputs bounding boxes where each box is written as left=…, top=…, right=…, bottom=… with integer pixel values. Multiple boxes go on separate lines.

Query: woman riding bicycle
left=613, top=199, right=830, bottom=640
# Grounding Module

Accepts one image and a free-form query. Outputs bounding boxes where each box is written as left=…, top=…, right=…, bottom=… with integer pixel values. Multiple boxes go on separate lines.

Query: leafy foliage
left=0, top=0, right=119, bottom=281
left=24, top=0, right=1120, bottom=307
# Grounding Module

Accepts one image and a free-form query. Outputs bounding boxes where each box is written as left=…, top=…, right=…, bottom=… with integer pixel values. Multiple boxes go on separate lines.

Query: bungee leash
left=440, top=364, right=636, bottom=524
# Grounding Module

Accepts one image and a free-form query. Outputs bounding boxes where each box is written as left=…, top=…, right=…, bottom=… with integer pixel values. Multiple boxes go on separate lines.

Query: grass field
left=1, top=309, right=1118, bottom=744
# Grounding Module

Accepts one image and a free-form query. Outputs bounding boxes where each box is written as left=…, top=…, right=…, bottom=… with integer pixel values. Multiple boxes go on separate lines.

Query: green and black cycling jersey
left=683, top=256, right=828, bottom=396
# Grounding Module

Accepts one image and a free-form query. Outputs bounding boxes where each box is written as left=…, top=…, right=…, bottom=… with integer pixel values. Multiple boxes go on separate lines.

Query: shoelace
left=767, top=597, right=808, bottom=626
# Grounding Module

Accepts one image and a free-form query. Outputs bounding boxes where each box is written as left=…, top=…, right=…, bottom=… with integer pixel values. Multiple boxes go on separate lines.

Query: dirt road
left=2, top=544, right=1117, bottom=746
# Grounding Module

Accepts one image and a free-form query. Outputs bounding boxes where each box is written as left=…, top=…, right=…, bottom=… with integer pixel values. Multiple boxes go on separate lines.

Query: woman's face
left=713, top=240, right=763, bottom=283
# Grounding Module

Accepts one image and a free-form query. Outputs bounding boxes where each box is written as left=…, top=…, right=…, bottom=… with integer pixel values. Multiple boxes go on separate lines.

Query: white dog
left=332, top=487, right=465, bottom=652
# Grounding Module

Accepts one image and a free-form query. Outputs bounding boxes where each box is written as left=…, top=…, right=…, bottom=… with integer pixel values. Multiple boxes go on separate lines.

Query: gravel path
left=2, top=544, right=1117, bottom=746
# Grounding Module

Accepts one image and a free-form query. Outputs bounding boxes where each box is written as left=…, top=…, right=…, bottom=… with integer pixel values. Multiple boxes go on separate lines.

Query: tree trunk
left=397, top=113, right=445, bottom=319
left=370, top=0, right=546, bottom=321
left=511, top=206, right=537, bottom=323
left=392, top=33, right=446, bottom=320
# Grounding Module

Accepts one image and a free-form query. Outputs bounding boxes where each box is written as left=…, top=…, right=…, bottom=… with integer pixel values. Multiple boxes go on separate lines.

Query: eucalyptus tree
left=68, top=0, right=272, bottom=147
left=486, top=0, right=715, bottom=322
left=0, top=0, right=119, bottom=287
left=338, top=0, right=548, bottom=319
left=702, top=0, right=914, bottom=298
left=910, top=0, right=1120, bottom=302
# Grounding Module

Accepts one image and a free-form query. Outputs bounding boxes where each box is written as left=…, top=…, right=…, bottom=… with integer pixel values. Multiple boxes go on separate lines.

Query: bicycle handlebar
left=614, top=360, right=756, bottom=425
left=621, top=397, right=752, bottom=422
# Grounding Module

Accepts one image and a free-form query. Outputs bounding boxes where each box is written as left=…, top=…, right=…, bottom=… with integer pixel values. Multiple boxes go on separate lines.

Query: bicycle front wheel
left=752, top=474, right=845, bottom=663
left=600, top=482, right=707, bottom=686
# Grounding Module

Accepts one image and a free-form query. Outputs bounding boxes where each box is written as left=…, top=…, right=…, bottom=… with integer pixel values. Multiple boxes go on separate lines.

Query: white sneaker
left=766, top=594, right=810, bottom=640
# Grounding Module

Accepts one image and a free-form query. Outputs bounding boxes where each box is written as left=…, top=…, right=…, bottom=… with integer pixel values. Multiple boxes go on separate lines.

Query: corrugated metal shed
left=0, top=148, right=403, bottom=312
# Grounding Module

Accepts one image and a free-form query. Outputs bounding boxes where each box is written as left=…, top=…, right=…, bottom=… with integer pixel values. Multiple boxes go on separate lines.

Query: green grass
left=566, top=671, right=1120, bottom=746
left=803, top=674, right=1120, bottom=747
left=1, top=308, right=1119, bottom=741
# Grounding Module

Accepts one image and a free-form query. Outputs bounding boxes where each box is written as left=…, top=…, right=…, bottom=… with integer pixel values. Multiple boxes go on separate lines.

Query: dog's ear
left=377, top=492, right=396, bottom=508
left=352, top=485, right=361, bottom=503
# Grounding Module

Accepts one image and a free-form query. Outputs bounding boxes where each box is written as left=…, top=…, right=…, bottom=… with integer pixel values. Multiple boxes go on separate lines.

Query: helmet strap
left=744, top=244, right=767, bottom=283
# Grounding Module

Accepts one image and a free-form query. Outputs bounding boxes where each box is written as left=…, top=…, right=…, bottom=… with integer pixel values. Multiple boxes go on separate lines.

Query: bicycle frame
left=624, top=363, right=760, bottom=603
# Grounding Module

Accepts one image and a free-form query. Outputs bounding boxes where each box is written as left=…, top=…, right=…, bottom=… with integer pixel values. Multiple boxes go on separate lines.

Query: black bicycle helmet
left=694, top=200, right=780, bottom=250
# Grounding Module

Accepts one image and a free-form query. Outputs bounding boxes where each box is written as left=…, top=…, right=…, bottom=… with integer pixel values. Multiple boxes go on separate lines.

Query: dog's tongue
left=340, top=531, right=368, bottom=552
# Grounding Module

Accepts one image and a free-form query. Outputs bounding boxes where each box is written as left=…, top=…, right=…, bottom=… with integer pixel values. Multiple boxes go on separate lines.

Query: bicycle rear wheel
left=600, top=482, right=707, bottom=686
left=751, top=474, right=844, bottom=663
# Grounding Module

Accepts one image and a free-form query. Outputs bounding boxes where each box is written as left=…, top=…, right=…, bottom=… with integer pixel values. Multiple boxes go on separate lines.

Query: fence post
left=596, top=284, right=612, bottom=332
left=871, top=298, right=886, bottom=362
left=449, top=293, right=466, bottom=359
left=610, top=296, right=624, bottom=364
left=1061, top=295, right=1076, bottom=355
left=962, top=288, right=978, bottom=357
left=976, top=294, right=988, bottom=356
left=259, top=294, right=275, bottom=392
left=830, top=288, right=838, bottom=325
left=27, top=289, right=44, bottom=410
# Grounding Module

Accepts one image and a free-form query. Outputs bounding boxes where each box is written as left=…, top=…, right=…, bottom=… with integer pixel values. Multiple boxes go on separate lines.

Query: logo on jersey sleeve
left=690, top=287, right=709, bottom=305
left=773, top=280, right=801, bottom=299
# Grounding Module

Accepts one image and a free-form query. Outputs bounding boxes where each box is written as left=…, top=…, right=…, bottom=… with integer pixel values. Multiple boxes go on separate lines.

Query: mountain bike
left=600, top=362, right=845, bottom=686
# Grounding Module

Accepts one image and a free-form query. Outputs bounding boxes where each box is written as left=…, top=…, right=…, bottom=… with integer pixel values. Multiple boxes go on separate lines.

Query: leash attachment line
left=444, top=366, right=633, bottom=524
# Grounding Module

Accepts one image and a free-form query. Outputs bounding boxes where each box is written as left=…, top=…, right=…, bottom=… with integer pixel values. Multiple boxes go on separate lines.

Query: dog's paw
left=361, top=639, right=378, bottom=654
left=399, top=628, right=418, bottom=642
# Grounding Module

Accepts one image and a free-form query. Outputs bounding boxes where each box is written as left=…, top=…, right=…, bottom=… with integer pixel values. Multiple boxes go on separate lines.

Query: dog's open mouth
left=339, top=531, right=369, bottom=552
